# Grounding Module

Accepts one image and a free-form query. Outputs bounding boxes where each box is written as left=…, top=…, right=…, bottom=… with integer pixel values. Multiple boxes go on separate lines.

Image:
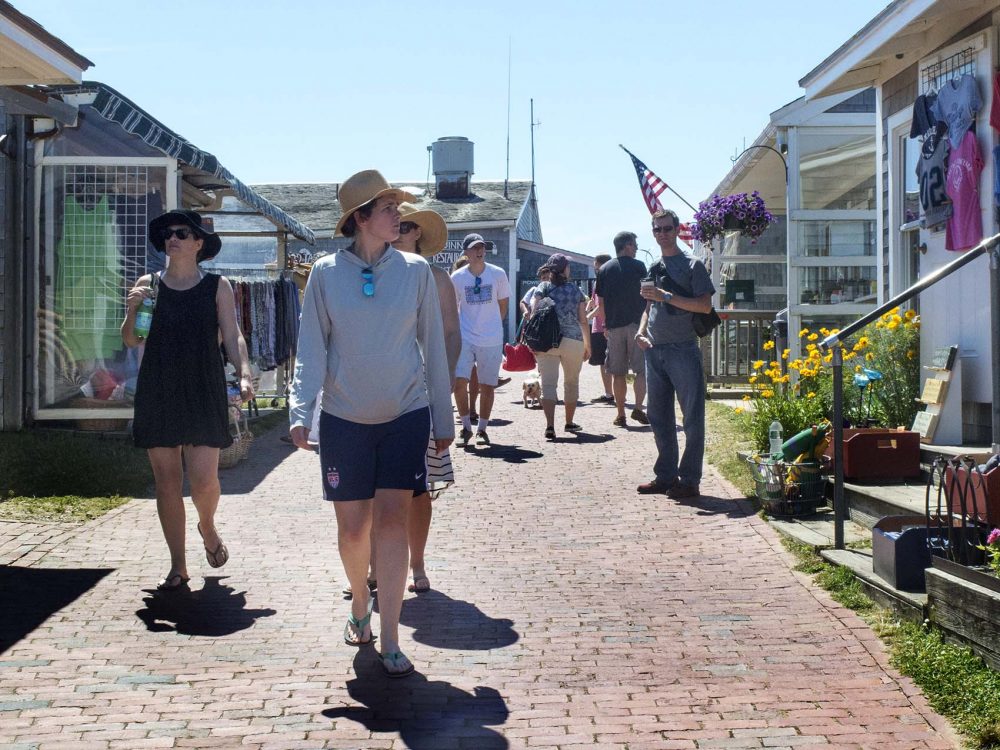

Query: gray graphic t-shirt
left=645, top=252, right=715, bottom=344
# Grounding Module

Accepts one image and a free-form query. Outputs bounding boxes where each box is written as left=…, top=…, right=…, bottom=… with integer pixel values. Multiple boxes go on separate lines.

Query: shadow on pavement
left=462, top=444, right=544, bottom=464
left=676, top=493, right=756, bottom=519
left=322, top=650, right=509, bottom=749
left=135, top=576, right=276, bottom=636
left=0, top=566, right=113, bottom=653
left=216, top=425, right=300, bottom=495
left=399, top=589, right=518, bottom=650
left=559, top=431, right=615, bottom=444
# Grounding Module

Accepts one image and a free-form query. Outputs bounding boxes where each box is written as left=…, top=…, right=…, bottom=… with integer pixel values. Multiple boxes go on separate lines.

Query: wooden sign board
left=919, top=377, right=947, bottom=405
left=929, top=345, right=958, bottom=371
left=912, top=410, right=939, bottom=441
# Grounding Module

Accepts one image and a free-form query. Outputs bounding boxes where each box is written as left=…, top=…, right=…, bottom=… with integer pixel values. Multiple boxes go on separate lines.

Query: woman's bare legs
left=184, top=445, right=224, bottom=557
left=408, top=492, right=433, bottom=590
left=372, top=488, right=412, bottom=669
left=147, top=446, right=187, bottom=580
left=333, top=499, right=375, bottom=642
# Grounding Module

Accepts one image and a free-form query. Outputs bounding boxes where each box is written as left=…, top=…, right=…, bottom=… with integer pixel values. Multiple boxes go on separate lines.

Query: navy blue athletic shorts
left=318, top=407, right=430, bottom=501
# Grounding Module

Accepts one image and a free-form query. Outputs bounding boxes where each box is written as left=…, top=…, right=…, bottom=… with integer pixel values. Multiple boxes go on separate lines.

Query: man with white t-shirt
left=451, top=233, right=510, bottom=447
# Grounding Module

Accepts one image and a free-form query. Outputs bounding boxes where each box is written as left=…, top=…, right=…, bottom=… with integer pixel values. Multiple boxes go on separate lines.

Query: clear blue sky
left=20, top=0, right=883, bottom=257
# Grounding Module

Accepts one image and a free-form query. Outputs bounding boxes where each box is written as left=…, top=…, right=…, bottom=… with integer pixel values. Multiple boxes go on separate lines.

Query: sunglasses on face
left=158, top=226, right=195, bottom=242
left=361, top=267, right=375, bottom=297
left=398, top=221, right=418, bottom=235
left=473, top=276, right=482, bottom=295
left=652, top=225, right=676, bottom=234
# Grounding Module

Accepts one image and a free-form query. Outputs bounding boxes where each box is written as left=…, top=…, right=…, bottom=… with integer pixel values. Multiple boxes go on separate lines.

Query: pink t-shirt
left=591, top=293, right=606, bottom=333
left=945, top=130, right=984, bottom=252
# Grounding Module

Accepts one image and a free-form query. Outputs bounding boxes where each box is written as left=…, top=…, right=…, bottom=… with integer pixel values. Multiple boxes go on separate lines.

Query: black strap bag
left=654, top=264, right=721, bottom=339
left=523, top=287, right=563, bottom=353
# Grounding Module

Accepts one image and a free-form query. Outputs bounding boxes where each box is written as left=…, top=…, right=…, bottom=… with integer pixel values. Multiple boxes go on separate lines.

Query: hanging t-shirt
left=932, top=73, right=982, bottom=148
left=451, top=263, right=511, bottom=347
left=909, top=92, right=938, bottom=139
left=991, top=70, right=1000, bottom=132
left=916, top=133, right=952, bottom=228
left=944, top=130, right=984, bottom=251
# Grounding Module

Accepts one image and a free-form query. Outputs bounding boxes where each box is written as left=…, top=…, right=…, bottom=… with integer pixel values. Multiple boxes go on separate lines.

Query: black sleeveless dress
left=133, top=273, right=233, bottom=449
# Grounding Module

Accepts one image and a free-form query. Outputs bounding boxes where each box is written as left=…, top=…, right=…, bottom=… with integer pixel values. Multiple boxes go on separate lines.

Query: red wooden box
left=824, top=428, right=921, bottom=481
left=944, top=464, right=1000, bottom=526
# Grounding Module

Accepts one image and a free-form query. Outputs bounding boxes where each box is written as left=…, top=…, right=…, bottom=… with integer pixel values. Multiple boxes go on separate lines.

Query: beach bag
left=522, top=288, right=562, bottom=353
left=503, top=318, right=538, bottom=371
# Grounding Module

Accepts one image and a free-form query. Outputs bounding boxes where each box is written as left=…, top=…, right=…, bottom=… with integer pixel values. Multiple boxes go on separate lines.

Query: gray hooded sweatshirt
left=289, top=246, right=454, bottom=441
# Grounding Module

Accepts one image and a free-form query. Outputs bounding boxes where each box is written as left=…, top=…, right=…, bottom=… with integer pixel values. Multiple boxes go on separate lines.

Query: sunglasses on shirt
left=157, top=226, right=196, bottom=242
left=362, top=267, right=375, bottom=297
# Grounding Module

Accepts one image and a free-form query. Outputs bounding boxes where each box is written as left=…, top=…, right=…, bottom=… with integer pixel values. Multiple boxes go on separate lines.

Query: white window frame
left=31, top=149, right=179, bottom=421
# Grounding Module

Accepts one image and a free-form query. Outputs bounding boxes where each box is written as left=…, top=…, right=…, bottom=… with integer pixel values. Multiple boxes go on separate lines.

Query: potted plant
left=692, top=191, right=775, bottom=245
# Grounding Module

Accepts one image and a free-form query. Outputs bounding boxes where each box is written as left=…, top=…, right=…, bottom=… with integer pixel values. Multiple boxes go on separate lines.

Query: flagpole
left=619, top=144, right=699, bottom=214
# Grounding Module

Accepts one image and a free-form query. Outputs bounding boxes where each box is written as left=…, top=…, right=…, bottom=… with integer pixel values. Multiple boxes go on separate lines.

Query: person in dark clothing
left=123, top=210, right=253, bottom=592
left=594, top=231, right=648, bottom=427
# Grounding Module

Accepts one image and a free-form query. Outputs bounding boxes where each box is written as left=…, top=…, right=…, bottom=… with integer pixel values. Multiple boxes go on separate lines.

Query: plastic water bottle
left=769, top=420, right=783, bottom=455
left=134, top=297, right=154, bottom=340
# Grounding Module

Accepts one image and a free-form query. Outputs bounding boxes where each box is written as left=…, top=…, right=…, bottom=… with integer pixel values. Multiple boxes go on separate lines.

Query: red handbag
left=502, top=318, right=537, bottom=372
left=502, top=342, right=536, bottom=372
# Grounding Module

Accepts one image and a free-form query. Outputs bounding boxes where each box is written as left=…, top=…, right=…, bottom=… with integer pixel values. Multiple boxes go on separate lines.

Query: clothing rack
left=921, top=46, right=976, bottom=94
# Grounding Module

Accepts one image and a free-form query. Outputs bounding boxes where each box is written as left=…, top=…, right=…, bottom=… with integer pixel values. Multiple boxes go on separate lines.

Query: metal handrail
left=818, top=231, right=1000, bottom=549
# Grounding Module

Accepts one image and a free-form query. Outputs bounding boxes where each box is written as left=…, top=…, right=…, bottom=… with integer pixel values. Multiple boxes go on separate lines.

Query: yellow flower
left=904, top=309, right=917, bottom=321
left=761, top=389, right=774, bottom=398
left=780, top=374, right=790, bottom=383
left=806, top=392, right=816, bottom=398
left=749, top=375, right=757, bottom=383
left=886, top=319, right=899, bottom=330
left=906, top=349, right=916, bottom=359
left=763, top=340, right=775, bottom=351
left=799, top=328, right=810, bottom=338
left=855, top=364, right=862, bottom=373
left=865, top=352, right=874, bottom=361
left=819, top=327, right=830, bottom=336
left=856, top=336, right=869, bottom=349
left=752, top=360, right=765, bottom=370
left=808, top=333, right=819, bottom=341
left=843, top=350, right=855, bottom=360
left=824, top=353, right=833, bottom=363
left=770, top=361, right=780, bottom=369
left=742, top=395, right=751, bottom=402
left=782, top=348, right=790, bottom=360
left=789, top=360, right=802, bottom=371
left=806, top=343, right=817, bottom=352
left=734, top=407, right=744, bottom=414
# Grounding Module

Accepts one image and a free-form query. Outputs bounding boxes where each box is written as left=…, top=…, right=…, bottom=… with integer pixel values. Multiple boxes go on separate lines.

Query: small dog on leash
left=522, top=372, right=541, bottom=408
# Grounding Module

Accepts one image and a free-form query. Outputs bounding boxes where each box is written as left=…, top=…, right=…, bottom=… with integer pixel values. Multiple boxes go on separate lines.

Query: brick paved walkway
left=0, top=365, right=957, bottom=749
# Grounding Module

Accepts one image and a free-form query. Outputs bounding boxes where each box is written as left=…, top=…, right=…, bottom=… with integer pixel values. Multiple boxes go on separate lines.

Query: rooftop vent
left=431, top=136, right=473, bottom=199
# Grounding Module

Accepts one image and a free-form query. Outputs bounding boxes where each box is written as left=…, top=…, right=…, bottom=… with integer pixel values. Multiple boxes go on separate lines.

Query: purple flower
left=988, top=528, right=1000, bottom=546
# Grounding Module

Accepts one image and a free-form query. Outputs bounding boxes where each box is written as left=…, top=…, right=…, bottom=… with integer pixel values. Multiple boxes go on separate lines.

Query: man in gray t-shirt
left=635, top=209, right=715, bottom=499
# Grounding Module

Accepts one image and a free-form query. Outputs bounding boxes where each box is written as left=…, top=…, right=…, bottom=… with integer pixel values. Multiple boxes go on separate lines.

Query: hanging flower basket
left=692, top=191, right=775, bottom=245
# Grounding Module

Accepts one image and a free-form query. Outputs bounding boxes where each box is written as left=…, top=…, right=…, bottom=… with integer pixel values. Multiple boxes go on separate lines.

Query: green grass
left=0, top=430, right=152, bottom=498
left=705, top=401, right=755, bottom=498
left=704, top=402, right=1000, bottom=749
left=0, top=494, right=131, bottom=523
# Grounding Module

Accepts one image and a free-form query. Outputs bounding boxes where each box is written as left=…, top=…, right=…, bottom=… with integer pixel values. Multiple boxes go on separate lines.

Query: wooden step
left=820, top=548, right=927, bottom=621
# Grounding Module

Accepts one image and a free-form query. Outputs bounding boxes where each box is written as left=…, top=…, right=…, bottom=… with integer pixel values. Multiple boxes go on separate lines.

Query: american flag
left=625, top=150, right=667, bottom=214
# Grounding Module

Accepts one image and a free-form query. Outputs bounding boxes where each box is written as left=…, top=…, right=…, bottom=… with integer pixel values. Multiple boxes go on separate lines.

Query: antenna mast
left=504, top=36, right=511, bottom=199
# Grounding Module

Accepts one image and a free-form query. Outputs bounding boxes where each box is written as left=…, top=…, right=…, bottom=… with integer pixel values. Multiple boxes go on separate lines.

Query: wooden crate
left=825, top=428, right=921, bottom=481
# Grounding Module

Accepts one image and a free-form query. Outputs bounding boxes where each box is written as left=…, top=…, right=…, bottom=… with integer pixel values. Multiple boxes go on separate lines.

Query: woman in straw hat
left=123, top=210, right=253, bottom=592
left=289, top=171, right=453, bottom=678
left=394, top=202, right=460, bottom=594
